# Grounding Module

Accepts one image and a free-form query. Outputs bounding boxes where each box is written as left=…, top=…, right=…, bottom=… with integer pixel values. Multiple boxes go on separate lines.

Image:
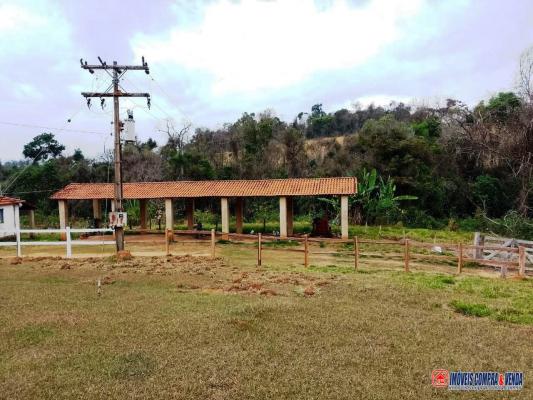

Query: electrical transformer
left=123, top=109, right=136, bottom=143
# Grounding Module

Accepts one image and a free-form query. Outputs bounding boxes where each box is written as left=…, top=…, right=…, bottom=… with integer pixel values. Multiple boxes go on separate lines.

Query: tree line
left=0, top=50, right=532, bottom=237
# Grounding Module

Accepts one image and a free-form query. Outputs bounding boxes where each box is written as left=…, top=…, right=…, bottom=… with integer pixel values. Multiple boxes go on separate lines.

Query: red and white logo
left=432, top=370, right=449, bottom=388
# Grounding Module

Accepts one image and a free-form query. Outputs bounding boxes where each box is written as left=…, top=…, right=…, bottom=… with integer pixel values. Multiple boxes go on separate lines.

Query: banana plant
left=319, top=168, right=417, bottom=226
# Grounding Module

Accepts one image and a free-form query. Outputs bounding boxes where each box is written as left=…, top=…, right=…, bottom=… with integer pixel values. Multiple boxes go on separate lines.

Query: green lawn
left=0, top=254, right=531, bottom=399
left=172, top=221, right=473, bottom=243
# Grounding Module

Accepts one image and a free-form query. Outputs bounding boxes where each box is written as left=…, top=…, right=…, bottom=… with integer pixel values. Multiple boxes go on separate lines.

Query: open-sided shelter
left=51, top=177, right=357, bottom=238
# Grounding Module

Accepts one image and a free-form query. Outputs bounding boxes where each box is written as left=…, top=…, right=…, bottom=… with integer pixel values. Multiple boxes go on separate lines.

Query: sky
left=0, top=0, right=532, bottom=162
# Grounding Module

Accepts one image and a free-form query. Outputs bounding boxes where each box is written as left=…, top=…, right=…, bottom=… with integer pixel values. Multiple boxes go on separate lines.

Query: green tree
left=23, top=133, right=65, bottom=163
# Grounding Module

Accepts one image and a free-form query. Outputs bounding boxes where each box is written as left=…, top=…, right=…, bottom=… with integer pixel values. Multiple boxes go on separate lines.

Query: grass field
left=0, top=251, right=531, bottom=399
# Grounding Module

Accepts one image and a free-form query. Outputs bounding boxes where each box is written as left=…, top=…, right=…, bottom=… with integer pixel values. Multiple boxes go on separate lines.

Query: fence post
left=473, top=232, right=484, bottom=259
left=354, top=236, right=359, bottom=271
left=457, top=242, right=463, bottom=274
left=518, top=246, right=526, bottom=278
left=304, top=234, right=309, bottom=268
left=66, top=227, right=72, bottom=258
left=500, top=264, right=508, bottom=279
left=211, top=229, right=216, bottom=259
left=16, top=228, right=21, bottom=258
left=165, top=228, right=171, bottom=256
left=257, top=233, right=262, bottom=267
left=404, top=239, right=410, bottom=272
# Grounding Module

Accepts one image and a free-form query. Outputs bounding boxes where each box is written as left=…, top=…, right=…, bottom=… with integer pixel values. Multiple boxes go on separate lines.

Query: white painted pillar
left=221, top=197, right=229, bottom=235
left=58, top=200, right=68, bottom=241
left=287, top=196, right=293, bottom=237
left=341, top=195, right=349, bottom=239
left=280, top=196, right=287, bottom=239
left=165, top=198, right=174, bottom=241
left=165, top=199, right=174, bottom=230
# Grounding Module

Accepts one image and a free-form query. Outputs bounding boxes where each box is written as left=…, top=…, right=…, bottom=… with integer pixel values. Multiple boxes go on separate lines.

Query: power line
left=0, top=121, right=108, bottom=135
left=80, top=56, right=150, bottom=252
left=0, top=74, right=108, bottom=195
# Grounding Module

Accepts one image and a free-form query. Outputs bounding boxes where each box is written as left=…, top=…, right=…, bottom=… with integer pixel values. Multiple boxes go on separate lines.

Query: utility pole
left=80, top=57, right=150, bottom=251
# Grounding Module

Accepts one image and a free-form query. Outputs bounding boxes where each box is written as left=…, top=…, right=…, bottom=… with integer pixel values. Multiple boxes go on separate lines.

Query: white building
left=0, top=196, right=23, bottom=238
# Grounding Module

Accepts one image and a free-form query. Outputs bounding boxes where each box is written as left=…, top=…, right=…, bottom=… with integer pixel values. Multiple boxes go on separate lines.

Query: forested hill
left=0, top=90, right=531, bottom=236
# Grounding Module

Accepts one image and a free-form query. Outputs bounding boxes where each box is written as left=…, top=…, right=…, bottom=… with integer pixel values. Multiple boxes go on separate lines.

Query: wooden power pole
left=80, top=57, right=150, bottom=251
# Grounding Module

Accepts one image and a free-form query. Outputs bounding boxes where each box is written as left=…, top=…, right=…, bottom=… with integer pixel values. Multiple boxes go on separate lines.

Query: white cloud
left=13, top=83, right=44, bottom=100
left=133, top=0, right=423, bottom=95
left=0, top=2, right=71, bottom=56
left=0, top=3, right=46, bottom=32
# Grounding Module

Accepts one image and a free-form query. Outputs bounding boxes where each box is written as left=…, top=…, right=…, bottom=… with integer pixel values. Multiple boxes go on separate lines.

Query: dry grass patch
left=0, top=256, right=531, bottom=399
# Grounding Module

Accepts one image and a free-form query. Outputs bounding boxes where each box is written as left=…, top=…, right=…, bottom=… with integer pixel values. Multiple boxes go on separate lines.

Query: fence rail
left=0, top=228, right=114, bottom=258
left=163, top=230, right=530, bottom=279
left=2, top=227, right=531, bottom=278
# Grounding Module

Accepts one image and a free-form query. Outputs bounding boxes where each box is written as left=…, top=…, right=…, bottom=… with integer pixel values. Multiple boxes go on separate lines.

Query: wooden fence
left=0, top=228, right=115, bottom=257
left=166, top=229, right=530, bottom=278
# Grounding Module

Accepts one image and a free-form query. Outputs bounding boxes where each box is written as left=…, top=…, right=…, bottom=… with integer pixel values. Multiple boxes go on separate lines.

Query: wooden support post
left=304, top=234, right=309, bottom=268
left=404, top=239, right=410, bottom=272
left=457, top=243, right=463, bottom=274
left=518, top=246, right=526, bottom=278
left=257, top=233, right=262, bottom=267
left=165, top=228, right=171, bottom=256
left=92, top=199, right=102, bottom=228
left=286, top=196, right=293, bottom=237
left=139, top=199, right=148, bottom=230
left=354, top=236, right=359, bottom=271
left=211, top=229, right=216, bottom=259
left=186, top=198, right=195, bottom=230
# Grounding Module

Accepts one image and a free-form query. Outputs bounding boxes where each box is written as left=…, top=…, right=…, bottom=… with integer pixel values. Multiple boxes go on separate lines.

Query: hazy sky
left=0, top=0, right=532, bottom=161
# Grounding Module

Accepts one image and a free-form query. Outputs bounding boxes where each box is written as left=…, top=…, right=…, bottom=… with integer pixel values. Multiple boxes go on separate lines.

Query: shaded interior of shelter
left=50, top=177, right=357, bottom=239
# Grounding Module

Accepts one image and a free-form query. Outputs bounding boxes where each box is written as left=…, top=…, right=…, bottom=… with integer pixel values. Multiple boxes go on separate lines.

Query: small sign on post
left=109, top=212, right=127, bottom=228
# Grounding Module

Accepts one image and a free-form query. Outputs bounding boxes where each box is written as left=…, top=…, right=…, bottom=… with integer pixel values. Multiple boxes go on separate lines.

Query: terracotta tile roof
left=51, top=177, right=357, bottom=200
left=0, top=196, right=24, bottom=206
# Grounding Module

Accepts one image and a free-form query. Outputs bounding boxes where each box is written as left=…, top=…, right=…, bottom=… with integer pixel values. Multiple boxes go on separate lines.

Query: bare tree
left=443, top=97, right=532, bottom=216
left=158, top=118, right=192, bottom=179
left=518, top=46, right=533, bottom=102
left=159, top=119, right=192, bottom=151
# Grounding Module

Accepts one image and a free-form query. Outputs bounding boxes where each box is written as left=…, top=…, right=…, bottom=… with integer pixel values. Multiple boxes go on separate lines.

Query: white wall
left=0, top=204, right=19, bottom=238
